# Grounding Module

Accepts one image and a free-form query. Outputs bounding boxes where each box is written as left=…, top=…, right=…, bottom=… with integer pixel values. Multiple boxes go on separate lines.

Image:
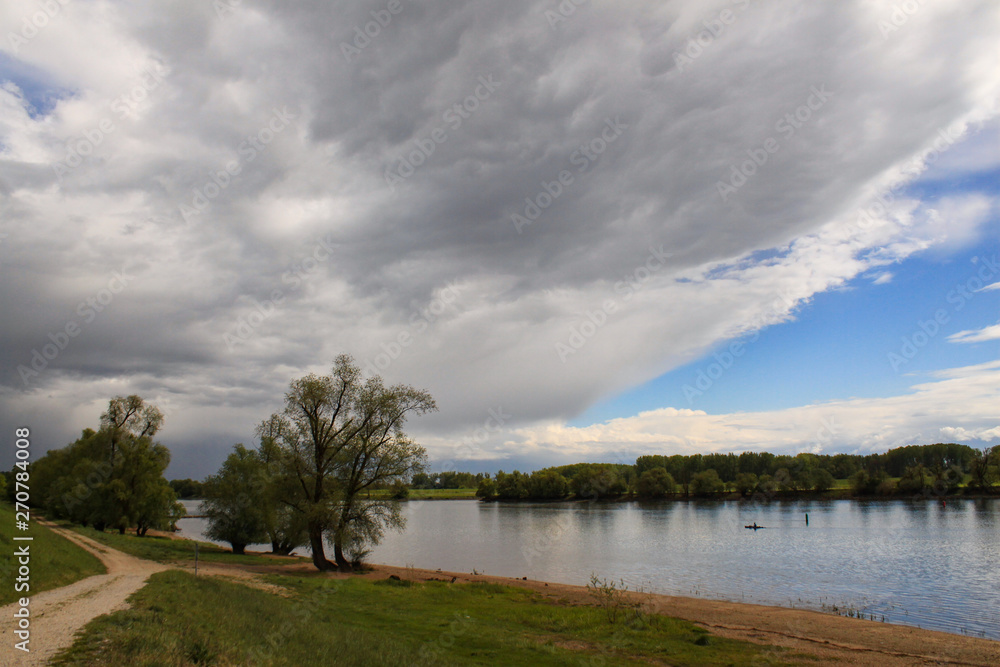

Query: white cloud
left=465, top=359, right=1000, bottom=464
left=948, top=322, right=1000, bottom=344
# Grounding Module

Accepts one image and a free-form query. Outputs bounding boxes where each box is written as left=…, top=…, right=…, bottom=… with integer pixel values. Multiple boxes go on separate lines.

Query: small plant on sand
left=587, top=574, right=647, bottom=625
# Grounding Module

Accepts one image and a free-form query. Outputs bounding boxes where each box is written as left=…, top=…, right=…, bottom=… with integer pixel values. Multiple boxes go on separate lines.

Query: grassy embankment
left=52, top=568, right=794, bottom=666
left=66, top=522, right=301, bottom=567
left=0, top=501, right=106, bottom=606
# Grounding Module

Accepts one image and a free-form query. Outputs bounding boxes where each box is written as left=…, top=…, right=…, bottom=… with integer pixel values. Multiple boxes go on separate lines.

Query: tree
left=636, top=467, right=675, bottom=498
left=30, top=397, right=179, bottom=535
left=273, top=355, right=435, bottom=571
left=495, top=470, right=529, bottom=499
left=571, top=465, right=626, bottom=499
left=203, top=445, right=269, bottom=554
left=528, top=469, right=569, bottom=499
left=896, top=464, right=931, bottom=496
left=690, top=469, right=725, bottom=496
left=101, top=395, right=163, bottom=464
left=969, top=446, right=998, bottom=490
left=734, top=472, right=758, bottom=497
left=104, top=436, right=181, bottom=535
left=810, top=468, right=836, bottom=493
left=475, top=476, right=497, bottom=500
left=254, top=415, right=308, bottom=556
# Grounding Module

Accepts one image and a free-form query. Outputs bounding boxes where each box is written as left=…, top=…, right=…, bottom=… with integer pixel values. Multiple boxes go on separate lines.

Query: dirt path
left=0, top=524, right=170, bottom=666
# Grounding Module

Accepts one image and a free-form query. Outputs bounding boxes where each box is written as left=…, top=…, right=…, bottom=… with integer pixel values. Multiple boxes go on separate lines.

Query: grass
left=52, top=570, right=794, bottom=666
left=0, top=501, right=106, bottom=606
left=65, top=522, right=303, bottom=568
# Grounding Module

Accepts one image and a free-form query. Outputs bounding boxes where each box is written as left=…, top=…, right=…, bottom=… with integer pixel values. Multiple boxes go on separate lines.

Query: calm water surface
left=177, top=498, right=1000, bottom=639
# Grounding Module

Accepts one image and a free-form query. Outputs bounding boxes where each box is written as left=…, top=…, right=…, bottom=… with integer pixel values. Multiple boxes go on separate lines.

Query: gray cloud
left=1, top=0, right=999, bottom=474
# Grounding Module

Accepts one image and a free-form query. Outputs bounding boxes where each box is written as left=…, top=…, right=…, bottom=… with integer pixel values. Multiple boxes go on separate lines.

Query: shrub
left=636, top=467, right=675, bottom=498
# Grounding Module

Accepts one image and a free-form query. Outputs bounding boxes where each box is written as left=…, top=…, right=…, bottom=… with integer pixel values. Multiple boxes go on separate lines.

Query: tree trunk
left=118, top=526, right=126, bottom=535
left=232, top=543, right=246, bottom=555
left=308, top=522, right=336, bottom=571
left=334, top=541, right=351, bottom=571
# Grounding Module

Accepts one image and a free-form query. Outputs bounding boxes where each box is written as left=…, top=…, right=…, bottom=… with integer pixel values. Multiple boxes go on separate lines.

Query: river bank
left=57, top=523, right=1000, bottom=666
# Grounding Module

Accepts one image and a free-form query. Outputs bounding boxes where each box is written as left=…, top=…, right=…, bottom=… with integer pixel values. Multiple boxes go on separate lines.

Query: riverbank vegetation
left=472, top=443, right=999, bottom=502
left=0, top=501, right=105, bottom=606
left=199, top=355, right=436, bottom=571
left=51, top=569, right=788, bottom=666
left=14, top=395, right=184, bottom=536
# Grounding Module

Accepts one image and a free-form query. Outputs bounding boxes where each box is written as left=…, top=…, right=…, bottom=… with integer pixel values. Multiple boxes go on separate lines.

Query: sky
left=1, top=0, right=998, bottom=479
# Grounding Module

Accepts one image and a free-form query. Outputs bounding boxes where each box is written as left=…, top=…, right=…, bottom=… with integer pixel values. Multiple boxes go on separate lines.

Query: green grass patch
left=53, top=570, right=792, bottom=666
left=67, top=523, right=302, bottom=568
left=0, top=502, right=106, bottom=606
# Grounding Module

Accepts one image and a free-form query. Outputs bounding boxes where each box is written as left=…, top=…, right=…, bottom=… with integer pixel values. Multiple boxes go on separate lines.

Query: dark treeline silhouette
left=169, top=478, right=204, bottom=499
left=410, top=471, right=489, bottom=489
left=472, top=443, right=998, bottom=501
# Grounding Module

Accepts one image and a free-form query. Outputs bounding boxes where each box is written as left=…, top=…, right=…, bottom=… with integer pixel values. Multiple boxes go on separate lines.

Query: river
left=176, top=497, right=1000, bottom=639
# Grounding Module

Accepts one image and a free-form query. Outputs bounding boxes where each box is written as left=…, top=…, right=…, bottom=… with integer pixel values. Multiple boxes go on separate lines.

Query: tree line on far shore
left=472, top=443, right=999, bottom=501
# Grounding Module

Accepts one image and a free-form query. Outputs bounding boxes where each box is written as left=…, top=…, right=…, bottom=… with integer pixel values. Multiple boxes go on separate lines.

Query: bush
left=527, top=469, right=569, bottom=499
left=689, top=469, right=724, bottom=497
left=475, top=477, right=496, bottom=500
left=851, top=469, right=889, bottom=496
left=571, top=465, right=627, bottom=499
left=733, top=472, right=757, bottom=497
left=810, top=468, right=836, bottom=493
left=636, top=467, right=675, bottom=498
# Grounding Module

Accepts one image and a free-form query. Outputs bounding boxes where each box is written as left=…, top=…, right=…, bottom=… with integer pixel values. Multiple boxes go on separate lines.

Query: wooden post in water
left=805, top=513, right=809, bottom=526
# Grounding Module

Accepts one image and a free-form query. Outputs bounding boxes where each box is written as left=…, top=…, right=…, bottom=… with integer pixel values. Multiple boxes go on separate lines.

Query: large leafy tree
left=203, top=445, right=269, bottom=554
left=271, top=355, right=436, bottom=571
left=31, top=396, right=180, bottom=534
left=254, top=416, right=309, bottom=556
left=100, top=394, right=164, bottom=464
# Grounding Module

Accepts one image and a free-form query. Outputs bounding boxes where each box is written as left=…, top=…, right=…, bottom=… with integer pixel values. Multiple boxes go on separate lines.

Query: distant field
left=366, top=487, right=479, bottom=500
left=0, top=502, right=106, bottom=606
left=52, top=570, right=790, bottom=666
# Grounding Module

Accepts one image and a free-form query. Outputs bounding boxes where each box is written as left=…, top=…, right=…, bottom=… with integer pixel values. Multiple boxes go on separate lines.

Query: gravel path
left=0, top=524, right=169, bottom=666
